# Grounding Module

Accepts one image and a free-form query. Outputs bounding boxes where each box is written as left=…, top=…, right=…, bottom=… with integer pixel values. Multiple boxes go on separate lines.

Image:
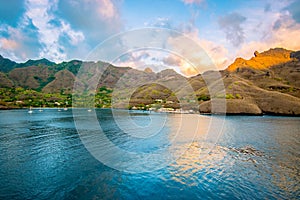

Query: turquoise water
left=0, top=109, right=299, bottom=199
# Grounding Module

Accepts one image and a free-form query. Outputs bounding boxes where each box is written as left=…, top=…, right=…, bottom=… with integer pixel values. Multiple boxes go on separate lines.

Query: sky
left=0, top=0, right=300, bottom=76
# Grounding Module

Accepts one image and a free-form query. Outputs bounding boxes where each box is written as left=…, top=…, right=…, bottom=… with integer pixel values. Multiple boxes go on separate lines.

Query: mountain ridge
left=0, top=47, right=300, bottom=115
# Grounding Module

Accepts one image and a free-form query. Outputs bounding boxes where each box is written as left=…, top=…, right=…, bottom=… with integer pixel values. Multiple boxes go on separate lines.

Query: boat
left=28, top=106, right=33, bottom=114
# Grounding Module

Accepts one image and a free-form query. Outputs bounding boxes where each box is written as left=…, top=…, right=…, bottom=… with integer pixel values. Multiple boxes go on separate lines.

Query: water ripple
left=0, top=110, right=299, bottom=199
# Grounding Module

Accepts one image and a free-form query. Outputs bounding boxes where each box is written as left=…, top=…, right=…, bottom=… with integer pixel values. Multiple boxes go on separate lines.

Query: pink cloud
left=166, top=28, right=231, bottom=74
left=98, top=0, right=118, bottom=19
left=83, top=0, right=119, bottom=20
left=237, top=12, right=300, bottom=59
left=163, top=54, right=198, bottom=76
left=198, top=39, right=231, bottom=70
left=0, top=38, right=19, bottom=50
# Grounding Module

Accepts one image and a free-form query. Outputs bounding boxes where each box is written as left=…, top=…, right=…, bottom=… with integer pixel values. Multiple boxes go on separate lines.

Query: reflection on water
left=0, top=109, right=299, bottom=199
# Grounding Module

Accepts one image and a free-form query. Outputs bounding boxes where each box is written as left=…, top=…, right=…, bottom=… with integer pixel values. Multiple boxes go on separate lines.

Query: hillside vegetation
left=0, top=48, right=299, bottom=115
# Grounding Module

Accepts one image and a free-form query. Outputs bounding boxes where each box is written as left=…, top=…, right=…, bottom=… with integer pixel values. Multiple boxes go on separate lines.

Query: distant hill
left=0, top=47, right=299, bottom=115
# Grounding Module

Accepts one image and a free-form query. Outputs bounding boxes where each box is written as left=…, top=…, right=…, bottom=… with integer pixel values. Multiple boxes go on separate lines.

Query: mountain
left=18, top=58, right=56, bottom=68
left=42, top=69, right=75, bottom=94
left=8, top=65, right=55, bottom=90
left=199, top=48, right=300, bottom=115
left=227, top=48, right=293, bottom=71
left=0, top=47, right=299, bottom=115
left=0, top=55, right=18, bottom=73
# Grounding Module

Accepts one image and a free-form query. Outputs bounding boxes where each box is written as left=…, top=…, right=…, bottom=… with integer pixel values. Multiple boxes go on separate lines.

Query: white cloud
left=24, top=0, right=85, bottom=62
left=113, top=50, right=168, bottom=71
left=58, top=0, right=123, bottom=47
left=60, top=21, right=85, bottom=46
left=182, top=0, right=205, bottom=5
left=0, top=24, right=40, bottom=61
left=235, top=2, right=300, bottom=59
left=144, top=17, right=172, bottom=28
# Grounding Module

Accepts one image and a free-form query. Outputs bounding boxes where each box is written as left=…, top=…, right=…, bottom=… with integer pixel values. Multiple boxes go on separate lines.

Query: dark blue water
left=0, top=109, right=299, bottom=199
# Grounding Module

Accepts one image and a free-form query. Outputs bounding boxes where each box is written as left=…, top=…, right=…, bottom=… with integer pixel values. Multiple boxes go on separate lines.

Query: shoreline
left=1, top=107, right=300, bottom=117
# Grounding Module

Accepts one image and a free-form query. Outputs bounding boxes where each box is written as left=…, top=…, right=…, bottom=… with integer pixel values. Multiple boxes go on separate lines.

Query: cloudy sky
left=0, top=0, right=300, bottom=75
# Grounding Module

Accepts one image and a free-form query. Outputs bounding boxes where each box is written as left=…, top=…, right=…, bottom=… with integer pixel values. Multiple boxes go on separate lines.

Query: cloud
left=0, top=38, right=19, bottom=50
left=162, top=54, right=198, bottom=76
left=218, top=12, right=247, bottom=47
left=115, top=51, right=150, bottom=64
left=285, top=0, right=300, bottom=23
left=0, top=22, right=42, bottom=61
left=237, top=12, right=300, bottom=59
left=144, top=17, right=173, bottom=28
left=0, top=0, right=123, bottom=62
left=182, top=0, right=205, bottom=5
left=24, top=0, right=85, bottom=62
left=163, top=55, right=181, bottom=66
left=112, top=48, right=200, bottom=76
left=1, top=0, right=298, bottom=74
left=60, top=21, right=85, bottom=46
left=97, top=0, right=118, bottom=19
left=113, top=50, right=162, bottom=71
left=57, top=0, right=123, bottom=47
left=167, top=27, right=231, bottom=72
left=25, top=0, right=66, bottom=61
left=264, top=3, right=271, bottom=12
left=165, top=34, right=216, bottom=76
left=198, top=39, right=230, bottom=69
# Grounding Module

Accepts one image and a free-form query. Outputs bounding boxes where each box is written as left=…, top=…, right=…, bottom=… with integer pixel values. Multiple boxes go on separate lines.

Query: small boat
left=28, top=106, right=33, bottom=114
left=87, top=109, right=92, bottom=112
left=64, top=107, right=68, bottom=111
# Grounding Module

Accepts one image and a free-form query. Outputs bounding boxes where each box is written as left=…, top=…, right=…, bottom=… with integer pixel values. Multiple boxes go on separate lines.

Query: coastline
left=1, top=107, right=300, bottom=117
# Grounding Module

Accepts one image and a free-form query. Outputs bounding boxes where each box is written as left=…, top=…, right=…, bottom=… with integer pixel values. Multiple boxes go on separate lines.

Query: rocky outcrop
left=227, top=48, right=293, bottom=71
left=144, top=67, right=153, bottom=73
left=291, top=50, right=300, bottom=60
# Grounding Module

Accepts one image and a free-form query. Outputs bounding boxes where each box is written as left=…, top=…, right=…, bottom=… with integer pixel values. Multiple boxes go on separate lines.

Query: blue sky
left=0, top=0, right=300, bottom=75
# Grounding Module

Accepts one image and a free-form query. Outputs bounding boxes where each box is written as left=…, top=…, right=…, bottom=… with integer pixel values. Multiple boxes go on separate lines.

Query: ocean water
left=0, top=109, right=299, bottom=199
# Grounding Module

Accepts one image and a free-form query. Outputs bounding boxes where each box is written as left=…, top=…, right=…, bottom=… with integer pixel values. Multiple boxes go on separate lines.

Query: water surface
left=0, top=109, right=299, bottom=199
